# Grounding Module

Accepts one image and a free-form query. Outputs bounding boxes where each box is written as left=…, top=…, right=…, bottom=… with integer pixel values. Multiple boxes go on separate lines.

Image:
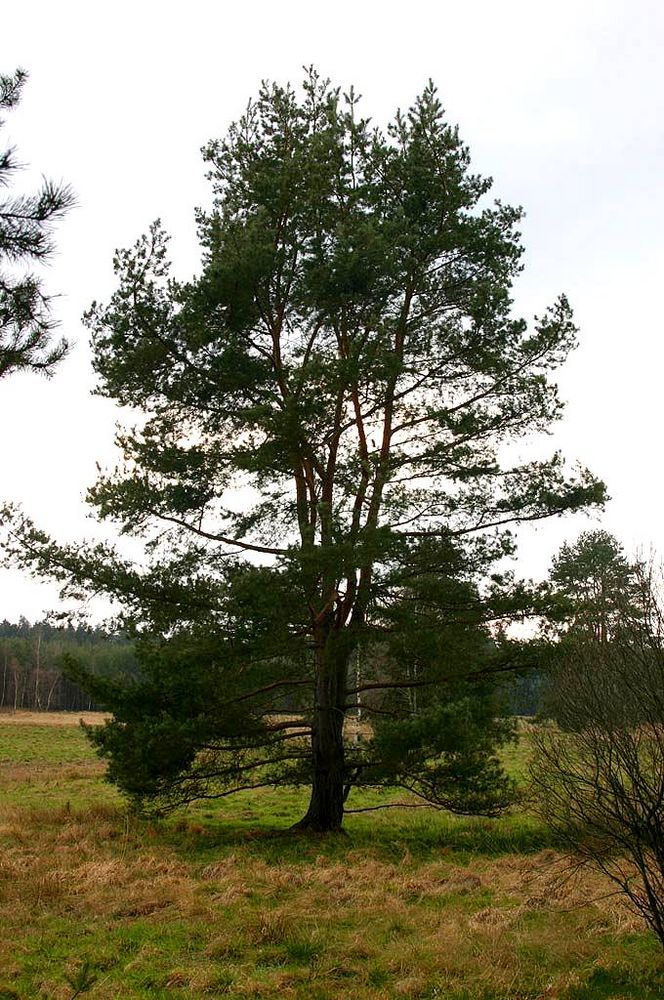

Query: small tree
left=532, top=562, right=664, bottom=948
left=546, top=530, right=640, bottom=643
left=7, top=73, right=604, bottom=830
left=0, top=68, right=74, bottom=380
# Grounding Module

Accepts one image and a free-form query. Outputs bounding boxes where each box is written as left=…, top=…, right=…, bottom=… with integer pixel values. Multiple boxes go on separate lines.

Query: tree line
left=0, top=620, right=135, bottom=712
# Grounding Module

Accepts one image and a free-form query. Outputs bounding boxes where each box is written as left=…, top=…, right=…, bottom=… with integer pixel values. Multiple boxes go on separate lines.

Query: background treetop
left=545, top=529, right=642, bottom=642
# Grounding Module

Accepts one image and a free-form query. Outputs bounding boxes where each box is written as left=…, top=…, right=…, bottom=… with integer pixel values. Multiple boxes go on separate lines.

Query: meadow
left=0, top=713, right=662, bottom=1000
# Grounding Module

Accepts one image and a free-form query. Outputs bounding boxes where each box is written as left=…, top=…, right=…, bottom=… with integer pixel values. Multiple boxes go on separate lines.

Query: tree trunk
left=34, top=632, right=42, bottom=710
left=1, top=649, right=6, bottom=709
left=293, top=633, right=348, bottom=832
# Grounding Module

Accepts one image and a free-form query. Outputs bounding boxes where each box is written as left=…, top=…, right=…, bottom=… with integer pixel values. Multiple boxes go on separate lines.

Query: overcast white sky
left=1, top=0, right=663, bottom=621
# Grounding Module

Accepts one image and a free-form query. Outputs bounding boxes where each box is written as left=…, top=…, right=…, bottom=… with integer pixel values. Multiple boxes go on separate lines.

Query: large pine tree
left=8, top=73, right=604, bottom=830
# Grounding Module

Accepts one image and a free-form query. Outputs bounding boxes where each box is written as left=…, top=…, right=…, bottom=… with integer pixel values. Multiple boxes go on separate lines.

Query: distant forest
left=0, top=620, right=136, bottom=712
left=0, top=618, right=541, bottom=716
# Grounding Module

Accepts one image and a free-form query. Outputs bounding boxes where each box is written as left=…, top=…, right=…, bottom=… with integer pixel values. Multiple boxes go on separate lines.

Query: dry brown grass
left=0, top=709, right=110, bottom=726
left=0, top=717, right=661, bottom=998
left=0, top=802, right=647, bottom=998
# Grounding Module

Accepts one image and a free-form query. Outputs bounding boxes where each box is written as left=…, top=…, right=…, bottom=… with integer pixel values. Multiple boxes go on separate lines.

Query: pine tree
left=547, top=530, right=640, bottom=643
left=7, top=73, right=605, bottom=830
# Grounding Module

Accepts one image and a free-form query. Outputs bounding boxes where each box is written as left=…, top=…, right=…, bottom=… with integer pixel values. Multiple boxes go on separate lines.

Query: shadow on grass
left=563, top=961, right=664, bottom=1000
left=2, top=784, right=559, bottom=866
left=154, top=798, right=559, bottom=865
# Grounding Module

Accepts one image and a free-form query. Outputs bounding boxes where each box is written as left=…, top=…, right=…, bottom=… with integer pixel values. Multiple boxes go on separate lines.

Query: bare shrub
left=532, top=562, right=664, bottom=946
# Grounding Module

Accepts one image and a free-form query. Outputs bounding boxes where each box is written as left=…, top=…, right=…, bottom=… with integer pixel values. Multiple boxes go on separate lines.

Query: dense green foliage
left=545, top=529, right=641, bottom=643
left=6, top=72, right=604, bottom=829
left=501, top=531, right=642, bottom=719
left=0, top=68, right=74, bottom=380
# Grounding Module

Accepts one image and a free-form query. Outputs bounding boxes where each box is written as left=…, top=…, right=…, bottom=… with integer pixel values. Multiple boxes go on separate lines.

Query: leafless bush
left=532, top=561, right=664, bottom=947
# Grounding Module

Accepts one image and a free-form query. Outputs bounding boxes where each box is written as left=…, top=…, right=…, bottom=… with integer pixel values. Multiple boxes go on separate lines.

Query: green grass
left=0, top=721, right=93, bottom=763
left=0, top=713, right=662, bottom=999
left=0, top=719, right=117, bottom=810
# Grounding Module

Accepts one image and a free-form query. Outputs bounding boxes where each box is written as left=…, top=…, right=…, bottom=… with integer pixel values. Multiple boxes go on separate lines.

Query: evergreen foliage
left=0, top=68, right=74, bottom=379
left=6, top=73, right=604, bottom=829
left=546, top=529, right=640, bottom=643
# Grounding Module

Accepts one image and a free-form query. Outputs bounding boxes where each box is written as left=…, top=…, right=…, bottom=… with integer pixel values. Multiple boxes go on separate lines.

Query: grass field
left=0, top=712, right=662, bottom=999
